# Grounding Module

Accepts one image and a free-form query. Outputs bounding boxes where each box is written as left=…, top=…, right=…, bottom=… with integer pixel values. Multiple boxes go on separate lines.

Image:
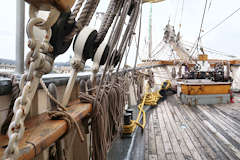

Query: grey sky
left=0, top=0, right=239, bottom=63
left=147, top=0, right=240, bottom=56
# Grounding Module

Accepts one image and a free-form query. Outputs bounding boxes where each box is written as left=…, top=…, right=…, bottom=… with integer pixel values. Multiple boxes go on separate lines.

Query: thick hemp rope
left=65, top=0, right=100, bottom=40
left=79, top=78, right=126, bottom=160
left=95, top=0, right=120, bottom=46
left=67, top=0, right=85, bottom=24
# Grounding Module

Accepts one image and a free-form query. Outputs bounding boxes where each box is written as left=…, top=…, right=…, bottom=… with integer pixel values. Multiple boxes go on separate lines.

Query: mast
left=16, top=0, right=25, bottom=74
left=148, top=3, right=153, bottom=59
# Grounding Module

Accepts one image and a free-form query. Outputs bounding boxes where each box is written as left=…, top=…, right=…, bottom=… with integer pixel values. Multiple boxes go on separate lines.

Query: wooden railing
left=0, top=101, right=91, bottom=160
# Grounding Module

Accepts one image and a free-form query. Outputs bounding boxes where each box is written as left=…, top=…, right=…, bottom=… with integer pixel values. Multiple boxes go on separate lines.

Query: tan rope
left=79, top=78, right=126, bottom=160
left=65, top=0, right=100, bottom=40
left=68, top=0, right=85, bottom=24
left=48, top=110, right=85, bottom=142
left=40, top=79, right=85, bottom=142
left=40, top=79, right=66, bottom=111
left=95, top=0, right=119, bottom=45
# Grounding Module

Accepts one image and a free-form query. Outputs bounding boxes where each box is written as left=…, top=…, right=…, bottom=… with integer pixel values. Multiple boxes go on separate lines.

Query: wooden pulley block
left=171, top=67, right=176, bottom=79
left=25, top=0, right=76, bottom=12
left=73, top=27, right=98, bottom=62
left=92, top=42, right=109, bottom=70
left=90, top=42, right=109, bottom=83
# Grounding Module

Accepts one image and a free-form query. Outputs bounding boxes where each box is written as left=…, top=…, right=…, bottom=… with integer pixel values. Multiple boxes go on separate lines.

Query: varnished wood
left=138, top=59, right=240, bottom=67
left=0, top=102, right=92, bottom=160
left=25, top=0, right=75, bottom=11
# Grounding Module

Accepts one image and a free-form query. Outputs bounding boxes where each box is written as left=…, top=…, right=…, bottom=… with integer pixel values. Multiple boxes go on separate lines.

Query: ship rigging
left=1, top=0, right=240, bottom=160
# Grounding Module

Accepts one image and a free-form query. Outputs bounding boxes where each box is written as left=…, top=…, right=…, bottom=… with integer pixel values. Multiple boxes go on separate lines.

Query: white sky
left=0, top=0, right=239, bottom=64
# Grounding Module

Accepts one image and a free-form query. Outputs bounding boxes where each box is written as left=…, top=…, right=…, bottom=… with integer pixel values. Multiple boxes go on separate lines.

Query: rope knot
left=70, top=57, right=85, bottom=71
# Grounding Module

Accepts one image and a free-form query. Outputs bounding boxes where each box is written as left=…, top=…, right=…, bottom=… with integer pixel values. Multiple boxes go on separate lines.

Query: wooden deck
left=144, top=95, right=240, bottom=160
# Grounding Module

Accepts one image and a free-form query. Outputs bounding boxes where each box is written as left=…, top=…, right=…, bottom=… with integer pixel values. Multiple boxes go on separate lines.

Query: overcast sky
left=0, top=0, right=239, bottom=63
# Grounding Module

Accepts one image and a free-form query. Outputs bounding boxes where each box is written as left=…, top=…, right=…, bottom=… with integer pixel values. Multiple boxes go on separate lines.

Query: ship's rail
left=0, top=102, right=91, bottom=160
left=0, top=63, right=164, bottom=159
left=0, top=64, right=165, bottom=96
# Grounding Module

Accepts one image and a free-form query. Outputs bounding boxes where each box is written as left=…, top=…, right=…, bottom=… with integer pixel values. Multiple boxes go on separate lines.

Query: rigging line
left=152, top=41, right=164, bottom=54
left=201, top=7, right=240, bottom=38
left=151, top=42, right=164, bottom=57
left=173, top=0, right=180, bottom=27
left=93, top=0, right=125, bottom=110
left=208, top=0, right=212, bottom=11
left=179, top=0, right=185, bottom=31
left=117, top=0, right=141, bottom=73
left=151, top=44, right=167, bottom=59
left=123, top=42, right=132, bottom=67
left=134, top=2, right=143, bottom=70
left=183, top=40, right=237, bottom=56
left=172, top=46, right=177, bottom=61
left=189, top=0, right=208, bottom=60
left=183, top=41, right=237, bottom=57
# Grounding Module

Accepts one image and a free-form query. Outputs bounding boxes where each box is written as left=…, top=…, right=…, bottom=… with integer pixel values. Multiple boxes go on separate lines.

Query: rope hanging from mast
left=173, top=0, right=180, bottom=27
left=189, top=0, right=208, bottom=60
left=179, top=0, right=185, bottom=31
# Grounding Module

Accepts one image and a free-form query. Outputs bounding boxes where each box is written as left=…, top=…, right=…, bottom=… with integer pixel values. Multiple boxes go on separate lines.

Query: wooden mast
left=16, top=0, right=25, bottom=74
left=148, top=3, right=153, bottom=59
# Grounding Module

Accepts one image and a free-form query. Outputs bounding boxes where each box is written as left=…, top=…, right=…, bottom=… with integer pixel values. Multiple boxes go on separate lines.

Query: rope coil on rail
left=79, top=78, right=126, bottom=160
left=1, top=0, right=142, bottom=159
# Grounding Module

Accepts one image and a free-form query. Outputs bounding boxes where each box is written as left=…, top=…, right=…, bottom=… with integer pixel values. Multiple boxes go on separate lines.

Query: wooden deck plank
left=152, top=109, right=166, bottom=160
left=167, top=101, right=204, bottom=160
left=197, top=105, right=240, bottom=145
left=176, top=104, right=217, bottom=160
left=149, top=154, right=158, bottom=160
left=161, top=102, right=185, bottom=160
left=193, top=105, right=240, bottom=160
left=203, top=120, right=240, bottom=159
left=157, top=104, right=176, bottom=160
left=212, top=105, right=240, bottom=133
left=145, top=111, right=150, bottom=160
left=161, top=101, right=193, bottom=160
left=182, top=104, right=236, bottom=160
left=148, top=112, right=157, bottom=156
left=215, top=104, right=240, bottom=123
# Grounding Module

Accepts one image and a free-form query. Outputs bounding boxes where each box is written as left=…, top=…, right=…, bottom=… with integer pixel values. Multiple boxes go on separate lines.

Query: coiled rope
left=79, top=78, right=126, bottom=160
